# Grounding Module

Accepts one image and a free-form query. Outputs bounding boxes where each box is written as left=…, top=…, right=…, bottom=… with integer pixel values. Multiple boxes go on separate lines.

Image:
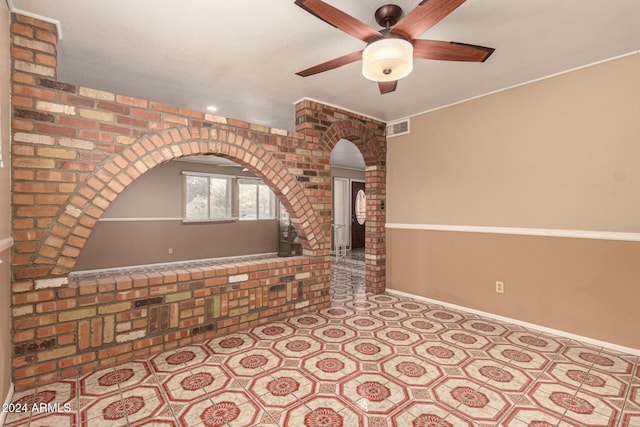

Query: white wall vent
left=386, top=118, right=410, bottom=138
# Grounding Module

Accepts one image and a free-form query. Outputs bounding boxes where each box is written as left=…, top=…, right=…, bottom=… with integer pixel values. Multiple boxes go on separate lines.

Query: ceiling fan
left=295, top=0, right=494, bottom=94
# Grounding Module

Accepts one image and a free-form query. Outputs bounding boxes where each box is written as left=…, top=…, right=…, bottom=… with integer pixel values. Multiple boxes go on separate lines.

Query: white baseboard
left=386, top=288, right=640, bottom=357
left=0, top=383, right=14, bottom=426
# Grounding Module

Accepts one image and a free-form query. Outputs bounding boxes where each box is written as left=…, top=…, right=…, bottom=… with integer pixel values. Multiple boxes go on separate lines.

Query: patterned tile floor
left=6, top=255, right=640, bottom=426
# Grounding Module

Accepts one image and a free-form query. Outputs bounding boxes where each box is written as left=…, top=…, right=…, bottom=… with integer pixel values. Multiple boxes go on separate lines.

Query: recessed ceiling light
left=206, top=105, right=217, bottom=112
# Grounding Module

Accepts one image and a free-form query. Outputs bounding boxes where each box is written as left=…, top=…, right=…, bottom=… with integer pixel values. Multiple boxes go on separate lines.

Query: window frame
left=182, top=171, right=234, bottom=222
left=238, top=178, right=277, bottom=221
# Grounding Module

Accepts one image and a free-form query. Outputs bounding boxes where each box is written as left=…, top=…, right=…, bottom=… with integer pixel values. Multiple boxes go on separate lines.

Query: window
left=239, top=179, right=276, bottom=220
left=183, top=172, right=232, bottom=221
left=183, top=172, right=277, bottom=222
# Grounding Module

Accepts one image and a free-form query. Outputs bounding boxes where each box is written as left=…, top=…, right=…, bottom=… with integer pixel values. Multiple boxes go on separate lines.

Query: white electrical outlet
left=495, top=281, right=504, bottom=293
left=168, top=248, right=173, bottom=254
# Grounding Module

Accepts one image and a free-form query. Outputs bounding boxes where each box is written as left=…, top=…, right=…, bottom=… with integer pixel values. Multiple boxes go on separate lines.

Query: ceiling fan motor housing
left=374, top=4, right=403, bottom=28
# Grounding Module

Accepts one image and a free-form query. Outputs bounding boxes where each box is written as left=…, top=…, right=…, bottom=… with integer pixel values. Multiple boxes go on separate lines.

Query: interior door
left=351, top=181, right=366, bottom=249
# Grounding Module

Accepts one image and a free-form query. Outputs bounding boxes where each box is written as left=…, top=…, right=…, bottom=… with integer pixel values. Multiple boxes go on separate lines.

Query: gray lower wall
left=74, top=159, right=279, bottom=271
left=74, top=219, right=279, bottom=271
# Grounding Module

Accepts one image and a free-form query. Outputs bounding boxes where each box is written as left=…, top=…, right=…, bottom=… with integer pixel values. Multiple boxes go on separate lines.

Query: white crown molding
left=387, top=288, right=640, bottom=356
left=386, top=223, right=640, bottom=242
left=7, top=0, right=63, bottom=40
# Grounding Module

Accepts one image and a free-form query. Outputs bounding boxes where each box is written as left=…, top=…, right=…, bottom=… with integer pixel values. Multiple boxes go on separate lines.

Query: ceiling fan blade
left=392, top=0, right=466, bottom=40
left=296, top=50, right=363, bottom=77
left=378, top=81, right=398, bottom=94
left=414, top=39, right=495, bottom=62
left=295, top=0, right=381, bottom=42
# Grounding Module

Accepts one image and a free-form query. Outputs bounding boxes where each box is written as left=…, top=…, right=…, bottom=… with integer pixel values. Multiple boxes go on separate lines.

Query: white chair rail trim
left=385, top=223, right=640, bottom=242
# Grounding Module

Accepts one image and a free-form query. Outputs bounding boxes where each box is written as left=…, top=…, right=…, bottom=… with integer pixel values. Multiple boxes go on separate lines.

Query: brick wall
left=13, top=256, right=327, bottom=390
left=9, top=13, right=386, bottom=389
left=295, top=101, right=387, bottom=292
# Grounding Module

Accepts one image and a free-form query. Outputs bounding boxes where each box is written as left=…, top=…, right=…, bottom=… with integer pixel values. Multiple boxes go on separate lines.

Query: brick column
left=295, top=99, right=388, bottom=293
left=365, top=163, right=387, bottom=293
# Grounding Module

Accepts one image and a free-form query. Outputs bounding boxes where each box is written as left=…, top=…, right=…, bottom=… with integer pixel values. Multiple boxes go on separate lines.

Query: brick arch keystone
left=41, top=126, right=324, bottom=276
left=321, top=119, right=385, bottom=165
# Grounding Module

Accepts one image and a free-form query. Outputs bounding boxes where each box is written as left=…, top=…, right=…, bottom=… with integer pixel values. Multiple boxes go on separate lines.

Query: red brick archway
left=41, top=126, right=325, bottom=276
left=321, top=119, right=385, bottom=166
left=322, top=119, right=387, bottom=292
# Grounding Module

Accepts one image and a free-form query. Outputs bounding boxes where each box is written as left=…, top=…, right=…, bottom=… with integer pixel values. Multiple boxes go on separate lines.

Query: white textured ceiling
left=9, top=0, right=640, bottom=133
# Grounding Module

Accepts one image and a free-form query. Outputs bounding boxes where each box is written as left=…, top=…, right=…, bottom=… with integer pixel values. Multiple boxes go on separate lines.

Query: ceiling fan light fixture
left=362, top=37, right=413, bottom=82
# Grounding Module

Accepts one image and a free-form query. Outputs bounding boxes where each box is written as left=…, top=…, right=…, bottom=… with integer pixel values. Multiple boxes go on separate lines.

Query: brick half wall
left=13, top=256, right=327, bottom=390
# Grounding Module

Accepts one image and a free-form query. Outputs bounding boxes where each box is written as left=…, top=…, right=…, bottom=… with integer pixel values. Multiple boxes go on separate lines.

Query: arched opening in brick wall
left=72, top=155, right=295, bottom=271
left=12, top=122, right=335, bottom=390
left=39, top=126, right=326, bottom=277
left=321, top=119, right=387, bottom=293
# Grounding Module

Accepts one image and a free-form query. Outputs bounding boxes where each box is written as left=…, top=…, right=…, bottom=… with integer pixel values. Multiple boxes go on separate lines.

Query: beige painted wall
left=103, top=159, right=255, bottom=218
left=75, top=159, right=279, bottom=270
left=388, top=54, right=640, bottom=231
left=1, top=0, right=12, bottom=402
left=386, top=54, right=640, bottom=349
left=387, top=229, right=640, bottom=348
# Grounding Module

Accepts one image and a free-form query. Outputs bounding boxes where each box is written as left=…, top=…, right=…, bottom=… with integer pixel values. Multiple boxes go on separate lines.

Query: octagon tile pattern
left=5, top=253, right=639, bottom=427
left=339, top=372, right=410, bottom=416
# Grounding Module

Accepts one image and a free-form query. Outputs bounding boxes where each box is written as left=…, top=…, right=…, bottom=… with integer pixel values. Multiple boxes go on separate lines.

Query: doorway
left=330, top=140, right=366, bottom=276
left=351, top=180, right=366, bottom=249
